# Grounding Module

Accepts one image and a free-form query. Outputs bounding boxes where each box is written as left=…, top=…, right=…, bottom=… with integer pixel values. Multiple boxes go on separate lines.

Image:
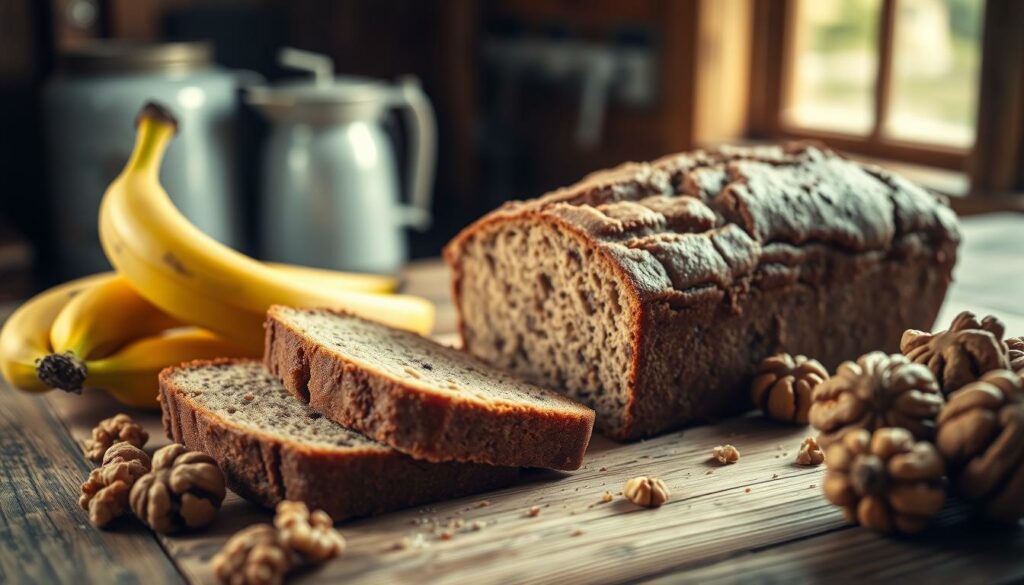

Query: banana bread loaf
left=263, top=306, right=595, bottom=470
left=159, top=360, right=518, bottom=520
left=444, top=142, right=960, bottom=440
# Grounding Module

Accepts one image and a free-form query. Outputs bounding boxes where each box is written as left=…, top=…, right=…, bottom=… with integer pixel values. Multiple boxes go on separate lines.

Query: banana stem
left=36, top=352, right=88, bottom=393
left=125, top=103, right=178, bottom=178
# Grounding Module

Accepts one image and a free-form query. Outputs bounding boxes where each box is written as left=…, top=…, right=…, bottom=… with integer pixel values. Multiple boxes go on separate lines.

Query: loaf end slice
left=159, top=359, right=519, bottom=521
left=264, top=306, right=595, bottom=470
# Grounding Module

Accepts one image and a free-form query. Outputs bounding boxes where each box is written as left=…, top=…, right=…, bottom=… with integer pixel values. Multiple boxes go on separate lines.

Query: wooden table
left=3, top=214, right=1024, bottom=585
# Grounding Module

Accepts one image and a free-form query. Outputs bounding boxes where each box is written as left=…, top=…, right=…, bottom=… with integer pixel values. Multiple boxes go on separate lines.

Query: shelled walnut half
left=623, top=476, right=670, bottom=508
left=901, top=311, right=1010, bottom=395
left=212, top=502, right=345, bottom=585
left=79, top=443, right=152, bottom=528
left=809, top=352, right=944, bottom=446
left=274, top=501, right=345, bottom=563
left=751, top=353, right=829, bottom=424
left=823, top=427, right=946, bottom=534
left=130, top=444, right=226, bottom=534
left=795, top=437, right=825, bottom=466
left=84, top=413, right=149, bottom=462
left=936, top=369, right=1024, bottom=522
left=212, top=524, right=293, bottom=585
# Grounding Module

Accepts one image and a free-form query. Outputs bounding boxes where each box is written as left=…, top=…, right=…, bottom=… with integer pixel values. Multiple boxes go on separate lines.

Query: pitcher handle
left=393, top=76, right=436, bottom=230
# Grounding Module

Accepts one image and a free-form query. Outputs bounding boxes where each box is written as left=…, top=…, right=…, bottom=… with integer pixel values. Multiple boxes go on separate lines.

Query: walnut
left=809, top=352, right=943, bottom=447
left=712, top=444, right=740, bottom=464
left=795, top=436, right=825, bottom=466
left=901, top=311, right=1010, bottom=395
left=1007, top=337, right=1024, bottom=375
left=273, top=501, right=345, bottom=563
left=79, top=444, right=152, bottom=528
left=130, top=444, right=226, bottom=533
left=623, top=476, right=670, bottom=508
left=822, top=427, right=945, bottom=534
left=101, top=441, right=151, bottom=468
left=751, top=353, right=829, bottom=424
left=212, top=524, right=293, bottom=585
left=936, top=369, right=1024, bottom=521
left=84, top=413, right=149, bottom=462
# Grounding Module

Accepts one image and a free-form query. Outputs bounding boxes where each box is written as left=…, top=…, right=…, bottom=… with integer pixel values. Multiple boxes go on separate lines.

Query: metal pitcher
left=247, top=48, right=436, bottom=274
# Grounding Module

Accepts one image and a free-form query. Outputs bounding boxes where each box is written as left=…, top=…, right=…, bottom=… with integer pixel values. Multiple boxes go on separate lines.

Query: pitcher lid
left=246, top=76, right=398, bottom=124
left=248, top=76, right=393, bottom=106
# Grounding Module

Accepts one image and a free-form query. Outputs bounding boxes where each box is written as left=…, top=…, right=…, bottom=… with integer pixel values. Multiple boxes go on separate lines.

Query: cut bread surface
left=264, top=307, right=595, bottom=470
left=163, top=359, right=386, bottom=451
left=453, top=217, right=638, bottom=436
left=159, top=359, right=518, bottom=520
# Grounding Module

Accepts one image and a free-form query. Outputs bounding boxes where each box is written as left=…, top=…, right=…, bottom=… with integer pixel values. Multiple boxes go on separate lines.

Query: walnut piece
left=212, top=524, right=293, bottom=585
left=273, top=501, right=345, bottom=563
left=130, top=444, right=226, bottom=533
left=84, top=413, right=149, bottom=462
left=712, top=444, right=740, bottom=464
left=1007, top=337, right=1024, bottom=375
left=101, top=441, right=151, bottom=468
left=936, top=369, right=1024, bottom=522
left=809, top=351, right=944, bottom=447
left=623, top=476, right=670, bottom=508
left=823, top=427, right=945, bottom=534
left=79, top=443, right=152, bottom=528
left=751, top=353, right=829, bottom=424
left=795, top=437, right=825, bottom=466
left=901, top=311, right=1010, bottom=395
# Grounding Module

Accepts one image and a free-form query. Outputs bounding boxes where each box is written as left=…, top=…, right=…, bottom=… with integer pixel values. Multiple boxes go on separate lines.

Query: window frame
left=749, top=0, right=976, bottom=171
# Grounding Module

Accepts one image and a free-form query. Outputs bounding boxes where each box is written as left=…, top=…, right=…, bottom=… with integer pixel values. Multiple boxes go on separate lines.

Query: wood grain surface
left=0, top=385, right=183, bottom=585
left=3, top=218, right=1024, bottom=585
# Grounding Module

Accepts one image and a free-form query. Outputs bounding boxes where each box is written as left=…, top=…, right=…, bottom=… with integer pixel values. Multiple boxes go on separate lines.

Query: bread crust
left=159, top=359, right=519, bottom=521
left=263, top=310, right=595, bottom=470
left=444, top=143, right=960, bottom=440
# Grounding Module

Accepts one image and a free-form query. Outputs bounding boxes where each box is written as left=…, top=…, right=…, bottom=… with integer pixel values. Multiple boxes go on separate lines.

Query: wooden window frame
left=749, top=0, right=974, bottom=171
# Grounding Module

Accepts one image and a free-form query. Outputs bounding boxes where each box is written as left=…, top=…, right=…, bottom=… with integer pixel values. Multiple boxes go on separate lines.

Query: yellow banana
left=0, top=273, right=114, bottom=393
left=267, top=263, right=398, bottom=294
left=98, top=102, right=434, bottom=353
left=81, top=328, right=254, bottom=408
left=49, top=274, right=181, bottom=360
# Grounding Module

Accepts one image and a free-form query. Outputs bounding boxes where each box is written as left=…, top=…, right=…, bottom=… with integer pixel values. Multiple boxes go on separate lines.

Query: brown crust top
left=445, top=142, right=960, bottom=307
left=263, top=308, right=595, bottom=470
left=159, top=359, right=519, bottom=520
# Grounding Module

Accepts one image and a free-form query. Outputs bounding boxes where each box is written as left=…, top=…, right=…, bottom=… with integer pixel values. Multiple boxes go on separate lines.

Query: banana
left=267, top=263, right=398, bottom=294
left=1, top=273, right=251, bottom=407
left=78, top=328, right=253, bottom=408
left=49, top=274, right=181, bottom=361
left=0, top=273, right=114, bottom=393
left=98, top=102, right=434, bottom=353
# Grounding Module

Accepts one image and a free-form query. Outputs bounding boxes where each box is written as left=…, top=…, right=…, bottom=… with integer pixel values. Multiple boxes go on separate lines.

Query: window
left=753, top=0, right=986, bottom=170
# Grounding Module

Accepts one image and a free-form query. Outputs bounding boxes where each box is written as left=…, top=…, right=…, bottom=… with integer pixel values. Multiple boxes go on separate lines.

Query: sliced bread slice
left=264, top=306, right=596, bottom=470
left=159, top=359, right=518, bottom=521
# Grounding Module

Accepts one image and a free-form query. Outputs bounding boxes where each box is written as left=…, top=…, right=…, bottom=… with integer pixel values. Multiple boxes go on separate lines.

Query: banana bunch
left=0, top=274, right=252, bottom=407
left=0, top=101, right=435, bottom=407
left=98, top=103, right=435, bottom=354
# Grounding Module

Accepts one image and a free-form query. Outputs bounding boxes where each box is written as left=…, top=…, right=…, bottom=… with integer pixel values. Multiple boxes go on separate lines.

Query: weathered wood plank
left=647, top=503, right=1024, bottom=584
left=0, top=384, right=184, bottom=585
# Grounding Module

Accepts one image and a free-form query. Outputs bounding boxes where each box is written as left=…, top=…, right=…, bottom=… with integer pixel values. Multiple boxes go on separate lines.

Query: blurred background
left=0, top=0, right=1021, bottom=297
